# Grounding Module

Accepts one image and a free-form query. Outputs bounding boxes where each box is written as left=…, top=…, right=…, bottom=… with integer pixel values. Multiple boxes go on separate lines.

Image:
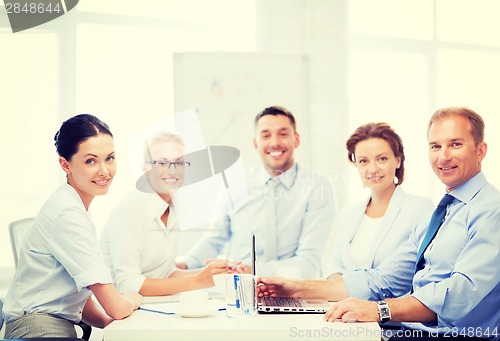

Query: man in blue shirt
left=176, top=106, right=335, bottom=278
left=258, top=107, right=499, bottom=339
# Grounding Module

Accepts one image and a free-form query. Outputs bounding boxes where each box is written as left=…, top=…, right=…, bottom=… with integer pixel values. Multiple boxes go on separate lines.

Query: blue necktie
left=415, top=194, right=454, bottom=273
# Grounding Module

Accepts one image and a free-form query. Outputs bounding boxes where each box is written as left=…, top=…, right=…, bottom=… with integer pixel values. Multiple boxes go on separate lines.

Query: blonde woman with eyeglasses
left=99, top=131, right=230, bottom=296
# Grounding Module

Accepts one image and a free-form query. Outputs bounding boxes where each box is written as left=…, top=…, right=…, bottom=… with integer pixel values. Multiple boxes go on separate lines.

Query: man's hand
left=324, top=297, right=378, bottom=323
left=257, top=277, right=303, bottom=297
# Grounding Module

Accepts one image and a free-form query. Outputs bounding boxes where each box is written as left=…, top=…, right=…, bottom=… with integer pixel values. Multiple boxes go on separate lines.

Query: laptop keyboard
left=262, top=296, right=302, bottom=307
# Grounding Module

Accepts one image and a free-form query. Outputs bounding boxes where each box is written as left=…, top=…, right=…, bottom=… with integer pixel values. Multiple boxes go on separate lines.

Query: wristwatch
left=377, top=300, right=391, bottom=323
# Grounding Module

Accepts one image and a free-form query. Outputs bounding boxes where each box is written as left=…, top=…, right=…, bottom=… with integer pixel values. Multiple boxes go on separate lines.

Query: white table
left=104, top=296, right=382, bottom=341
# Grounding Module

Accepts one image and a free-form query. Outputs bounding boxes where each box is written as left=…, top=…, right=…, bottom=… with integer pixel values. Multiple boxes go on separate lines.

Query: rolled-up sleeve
left=412, top=204, right=500, bottom=325
left=51, top=207, right=112, bottom=291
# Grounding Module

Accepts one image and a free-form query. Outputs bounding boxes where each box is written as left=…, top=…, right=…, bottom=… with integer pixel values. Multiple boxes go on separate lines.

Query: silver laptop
left=257, top=296, right=330, bottom=314
left=250, top=233, right=330, bottom=314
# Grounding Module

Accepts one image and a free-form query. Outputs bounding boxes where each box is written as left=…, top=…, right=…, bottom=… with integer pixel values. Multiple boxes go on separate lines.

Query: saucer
left=176, top=307, right=214, bottom=318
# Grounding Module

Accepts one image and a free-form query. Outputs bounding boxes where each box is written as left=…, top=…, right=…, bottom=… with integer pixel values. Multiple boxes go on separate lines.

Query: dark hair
left=254, top=106, right=297, bottom=132
left=346, top=122, right=405, bottom=185
left=54, top=114, right=113, bottom=160
left=428, top=107, right=485, bottom=146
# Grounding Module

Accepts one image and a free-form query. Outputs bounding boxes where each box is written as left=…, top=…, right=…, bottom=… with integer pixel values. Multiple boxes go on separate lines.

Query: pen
left=138, top=307, right=227, bottom=315
left=138, top=307, right=175, bottom=315
left=234, top=274, right=240, bottom=309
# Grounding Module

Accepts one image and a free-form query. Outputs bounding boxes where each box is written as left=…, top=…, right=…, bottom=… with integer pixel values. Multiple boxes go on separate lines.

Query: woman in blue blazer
left=324, top=123, right=434, bottom=277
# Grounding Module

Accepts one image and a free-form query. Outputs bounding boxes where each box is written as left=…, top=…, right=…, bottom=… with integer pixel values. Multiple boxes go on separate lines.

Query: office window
left=74, top=0, right=256, bottom=230
left=0, top=33, right=59, bottom=265
left=76, top=24, right=177, bottom=116
left=77, top=0, right=256, bottom=51
left=348, top=50, right=429, bottom=202
left=348, top=0, right=434, bottom=40
left=436, top=0, right=500, bottom=46
left=78, top=0, right=214, bottom=18
left=348, top=0, right=500, bottom=204
left=437, top=48, right=500, bottom=184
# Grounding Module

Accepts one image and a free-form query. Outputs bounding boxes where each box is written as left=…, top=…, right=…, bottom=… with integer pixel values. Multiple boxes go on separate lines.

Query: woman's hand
left=197, top=259, right=232, bottom=287
left=122, top=290, right=143, bottom=310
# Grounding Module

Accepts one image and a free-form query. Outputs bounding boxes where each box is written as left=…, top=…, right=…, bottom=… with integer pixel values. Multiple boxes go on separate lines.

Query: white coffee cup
left=178, top=290, right=209, bottom=315
left=212, top=273, right=231, bottom=294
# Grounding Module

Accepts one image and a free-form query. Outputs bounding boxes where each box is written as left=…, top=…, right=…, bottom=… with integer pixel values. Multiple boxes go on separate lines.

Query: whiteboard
left=173, top=52, right=310, bottom=168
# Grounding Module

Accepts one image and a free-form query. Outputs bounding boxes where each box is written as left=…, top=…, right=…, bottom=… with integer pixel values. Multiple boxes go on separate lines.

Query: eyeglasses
left=146, top=160, right=191, bottom=169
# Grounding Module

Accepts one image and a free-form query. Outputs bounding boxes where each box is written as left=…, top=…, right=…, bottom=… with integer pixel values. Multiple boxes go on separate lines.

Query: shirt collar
left=64, top=183, right=90, bottom=214
left=448, top=171, right=487, bottom=205
left=257, top=163, right=298, bottom=190
left=137, top=190, right=170, bottom=220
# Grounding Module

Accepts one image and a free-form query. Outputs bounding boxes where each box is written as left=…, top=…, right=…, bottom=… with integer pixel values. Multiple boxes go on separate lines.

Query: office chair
left=1, top=297, right=4, bottom=332
left=8, top=218, right=92, bottom=341
left=9, top=217, right=35, bottom=268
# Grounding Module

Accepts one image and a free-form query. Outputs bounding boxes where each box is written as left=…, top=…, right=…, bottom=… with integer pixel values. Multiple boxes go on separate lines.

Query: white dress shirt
left=2, top=184, right=112, bottom=324
left=100, top=190, right=178, bottom=293
left=177, top=163, right=335, bottom=278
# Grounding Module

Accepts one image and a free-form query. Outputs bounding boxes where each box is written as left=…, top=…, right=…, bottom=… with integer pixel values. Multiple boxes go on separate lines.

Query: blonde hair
left=143, top=131, right=185, bottom=162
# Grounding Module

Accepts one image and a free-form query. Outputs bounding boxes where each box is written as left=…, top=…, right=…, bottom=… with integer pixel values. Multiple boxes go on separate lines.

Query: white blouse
left=100, top=190, right=179, bottom=293
left=349, top=215, right=384, bottom=269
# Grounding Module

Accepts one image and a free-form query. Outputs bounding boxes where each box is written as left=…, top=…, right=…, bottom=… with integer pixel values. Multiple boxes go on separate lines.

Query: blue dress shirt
left=178, top=163, right=335, bottom=278
left=343, top=172, right=500, bottom=336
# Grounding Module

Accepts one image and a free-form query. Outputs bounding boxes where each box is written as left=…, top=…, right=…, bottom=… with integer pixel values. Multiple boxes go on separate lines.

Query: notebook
left=250, top=232, right=331, bottom=314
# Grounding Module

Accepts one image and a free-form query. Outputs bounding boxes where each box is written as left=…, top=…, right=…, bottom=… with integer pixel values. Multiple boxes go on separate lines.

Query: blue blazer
left=324, top=186, right=434, bottom=276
